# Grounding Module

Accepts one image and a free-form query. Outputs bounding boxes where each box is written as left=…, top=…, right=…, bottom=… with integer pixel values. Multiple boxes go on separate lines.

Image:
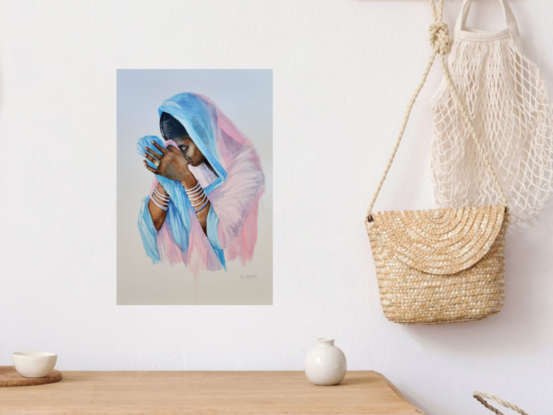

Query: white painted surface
left=0, top=0, right=551, bottom=413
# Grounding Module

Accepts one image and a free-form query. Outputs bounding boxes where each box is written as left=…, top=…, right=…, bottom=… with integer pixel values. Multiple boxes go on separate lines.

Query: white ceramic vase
left=304, top=338, right=347, bottom=386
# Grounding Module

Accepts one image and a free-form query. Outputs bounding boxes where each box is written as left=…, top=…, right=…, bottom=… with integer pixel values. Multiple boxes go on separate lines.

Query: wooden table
left=0, top=371, right=424, bottom=415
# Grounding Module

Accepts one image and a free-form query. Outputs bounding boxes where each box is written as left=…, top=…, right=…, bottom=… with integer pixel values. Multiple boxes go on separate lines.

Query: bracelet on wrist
left=183, top=181, right=210, bottom=213
left=150, top=187, right=170, bottom=211
left=194, top=199, right=209, bottom=213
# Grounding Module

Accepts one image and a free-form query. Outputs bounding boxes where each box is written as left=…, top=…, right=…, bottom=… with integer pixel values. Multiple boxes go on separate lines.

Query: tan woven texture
left=365, top=0, right=509, bottom=325
left=366, top=206, right=508, bottom=324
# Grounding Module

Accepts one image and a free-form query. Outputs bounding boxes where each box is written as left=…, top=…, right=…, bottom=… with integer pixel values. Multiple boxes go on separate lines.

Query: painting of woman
left=136, top=92, right=266, bottom=277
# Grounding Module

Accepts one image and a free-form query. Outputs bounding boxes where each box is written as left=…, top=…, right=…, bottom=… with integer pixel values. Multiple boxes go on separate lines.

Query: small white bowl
left=12, top=352, right=57, bottom=378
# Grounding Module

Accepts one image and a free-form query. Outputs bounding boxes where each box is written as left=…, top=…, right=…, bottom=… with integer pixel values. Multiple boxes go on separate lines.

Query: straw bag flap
left=367, top=205, right=505, bottom=275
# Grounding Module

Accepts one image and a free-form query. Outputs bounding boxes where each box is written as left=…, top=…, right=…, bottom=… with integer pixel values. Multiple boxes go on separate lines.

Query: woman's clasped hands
left=143, top=141, right=191, bottom=183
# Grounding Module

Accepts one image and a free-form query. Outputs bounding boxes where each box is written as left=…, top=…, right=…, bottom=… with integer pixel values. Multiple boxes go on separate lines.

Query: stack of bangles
left=150, top=186, right=170, bottom=211
left=185, top=182, right=209, bottom=213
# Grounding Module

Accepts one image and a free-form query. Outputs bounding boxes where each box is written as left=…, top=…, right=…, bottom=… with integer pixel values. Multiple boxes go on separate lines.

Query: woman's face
left=173, top=134, right=206, bottom=167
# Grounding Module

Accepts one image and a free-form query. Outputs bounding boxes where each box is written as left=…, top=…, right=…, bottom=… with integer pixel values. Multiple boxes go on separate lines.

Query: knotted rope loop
left=429, top=22, right=451, bottom=55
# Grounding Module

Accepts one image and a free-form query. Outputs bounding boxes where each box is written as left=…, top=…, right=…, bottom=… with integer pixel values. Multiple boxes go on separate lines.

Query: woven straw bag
left=474, top=392, right=528, bottom=415
left=365, top=0, right=510, bottom=325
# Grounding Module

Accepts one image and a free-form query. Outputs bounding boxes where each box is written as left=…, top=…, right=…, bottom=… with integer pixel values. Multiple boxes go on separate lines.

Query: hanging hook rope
left=429, top=22, right=451, bottom=55
left=366, top=0, right=507, bottom=222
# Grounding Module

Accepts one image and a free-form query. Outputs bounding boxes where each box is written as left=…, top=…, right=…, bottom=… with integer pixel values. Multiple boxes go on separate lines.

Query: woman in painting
left=137, top=92, right=265, bottom=276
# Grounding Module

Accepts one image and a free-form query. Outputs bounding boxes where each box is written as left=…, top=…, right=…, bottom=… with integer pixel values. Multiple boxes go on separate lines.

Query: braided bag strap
left=474, top=392, right=529, bottom=415
left=366, top=0, right=508, bottom=222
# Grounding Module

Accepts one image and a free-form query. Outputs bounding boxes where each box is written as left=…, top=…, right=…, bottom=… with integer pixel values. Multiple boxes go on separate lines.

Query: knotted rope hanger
left=366, top=0, right=508, bottom=222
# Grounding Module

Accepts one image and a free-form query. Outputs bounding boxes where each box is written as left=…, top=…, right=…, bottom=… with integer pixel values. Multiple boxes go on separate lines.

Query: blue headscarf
left=158, top=93, right=228, bottom=193
left=136, top=92, right=228, bottom=270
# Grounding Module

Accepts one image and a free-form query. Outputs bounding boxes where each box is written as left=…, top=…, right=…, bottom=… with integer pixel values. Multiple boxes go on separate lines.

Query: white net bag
left=428, top=0, right=553, bottom=223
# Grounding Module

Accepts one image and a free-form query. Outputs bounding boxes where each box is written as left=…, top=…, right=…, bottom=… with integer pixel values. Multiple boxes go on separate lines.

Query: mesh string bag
left=428, top=0, right=553, bottom=223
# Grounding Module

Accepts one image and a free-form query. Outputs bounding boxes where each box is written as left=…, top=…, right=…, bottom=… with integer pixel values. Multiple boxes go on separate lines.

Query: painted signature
left=240, top=274, right=258, bottom=279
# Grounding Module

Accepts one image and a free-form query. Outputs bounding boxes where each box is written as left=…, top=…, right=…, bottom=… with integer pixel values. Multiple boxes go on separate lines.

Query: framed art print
left=117, top=69, right=273, bottom=305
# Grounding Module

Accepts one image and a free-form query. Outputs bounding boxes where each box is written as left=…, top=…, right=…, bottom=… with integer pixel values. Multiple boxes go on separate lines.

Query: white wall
left=1, top=0, right=551, bottom=413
